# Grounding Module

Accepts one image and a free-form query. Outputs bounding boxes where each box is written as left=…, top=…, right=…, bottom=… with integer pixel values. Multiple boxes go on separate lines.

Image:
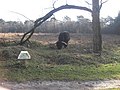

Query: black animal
left=56, top=31, right=70, bottom=49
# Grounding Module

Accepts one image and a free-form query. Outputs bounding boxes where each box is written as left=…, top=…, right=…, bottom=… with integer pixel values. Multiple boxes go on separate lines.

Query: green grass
left=1, top=41, right=120, bottom=82
left=5, top=63, right=120, bottom=82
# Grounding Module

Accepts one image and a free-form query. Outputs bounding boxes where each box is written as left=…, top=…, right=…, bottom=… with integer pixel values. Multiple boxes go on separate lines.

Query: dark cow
left=56, top=31, right=70, bottom=49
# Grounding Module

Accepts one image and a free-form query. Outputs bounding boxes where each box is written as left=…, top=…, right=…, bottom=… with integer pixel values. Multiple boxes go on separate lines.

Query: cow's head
left=56, top=41, right=68, bottom=49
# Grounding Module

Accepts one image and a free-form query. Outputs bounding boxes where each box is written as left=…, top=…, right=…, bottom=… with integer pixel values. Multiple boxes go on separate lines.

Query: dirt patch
left=0, top=80, right=120, bottom=90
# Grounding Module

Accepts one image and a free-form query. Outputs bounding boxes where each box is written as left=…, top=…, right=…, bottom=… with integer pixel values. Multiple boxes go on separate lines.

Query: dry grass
left=0, top=33, right=120, bottom=47
left=0, top=33, right=120, bottom=50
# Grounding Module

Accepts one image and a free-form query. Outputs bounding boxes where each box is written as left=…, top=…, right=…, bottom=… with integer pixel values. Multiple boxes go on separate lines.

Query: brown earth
left=0, top=80, right=120, bottom=90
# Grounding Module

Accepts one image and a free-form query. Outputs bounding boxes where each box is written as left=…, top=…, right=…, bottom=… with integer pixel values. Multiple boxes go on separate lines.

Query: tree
left=105, top=12, right=120, bottom=34
left=76, top=15, right=92, bottom=33
left=63, top=16, right=71, bottom=22
left=0, top=19, right=5, bottom=32
left=92, top=0, right=102, bottom=54
left=112, top=12, right=120, bottom=34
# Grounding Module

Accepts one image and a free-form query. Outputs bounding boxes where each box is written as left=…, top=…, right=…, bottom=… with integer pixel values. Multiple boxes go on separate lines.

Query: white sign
left=18, top=51, right=31, bottom=59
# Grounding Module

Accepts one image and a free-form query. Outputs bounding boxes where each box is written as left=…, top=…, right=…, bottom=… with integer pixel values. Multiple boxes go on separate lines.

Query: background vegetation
left=0, top=12, right=119, bottom=34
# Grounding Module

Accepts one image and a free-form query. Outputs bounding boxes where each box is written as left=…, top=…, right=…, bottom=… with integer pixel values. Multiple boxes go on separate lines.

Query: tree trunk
left=92, top=0, right=102, bottom=54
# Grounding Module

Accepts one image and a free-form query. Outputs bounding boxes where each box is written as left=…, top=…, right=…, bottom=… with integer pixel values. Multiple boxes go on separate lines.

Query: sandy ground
left=0, top=80, right=120, bottom=90
left=0, top=86, right=10, bottom=90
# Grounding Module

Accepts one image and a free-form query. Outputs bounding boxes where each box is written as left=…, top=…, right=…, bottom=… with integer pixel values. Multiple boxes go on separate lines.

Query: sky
left=0, top=0, right=120, bottom=22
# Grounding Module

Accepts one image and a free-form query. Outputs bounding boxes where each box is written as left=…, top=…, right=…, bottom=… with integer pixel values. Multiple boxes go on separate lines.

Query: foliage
left=102, top=12, right=120, bottom=34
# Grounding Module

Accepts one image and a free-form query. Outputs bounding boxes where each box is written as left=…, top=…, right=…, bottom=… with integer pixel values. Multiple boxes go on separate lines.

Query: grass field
left=0, top=33, right=120, bottom=82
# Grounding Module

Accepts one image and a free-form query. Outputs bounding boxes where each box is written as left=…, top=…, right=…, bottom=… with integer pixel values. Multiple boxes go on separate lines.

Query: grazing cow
left=56, top=31, right=70, bottom=49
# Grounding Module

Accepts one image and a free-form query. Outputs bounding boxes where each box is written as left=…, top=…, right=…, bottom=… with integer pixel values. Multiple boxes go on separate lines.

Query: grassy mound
left=0, top=40, right=120, bottom=82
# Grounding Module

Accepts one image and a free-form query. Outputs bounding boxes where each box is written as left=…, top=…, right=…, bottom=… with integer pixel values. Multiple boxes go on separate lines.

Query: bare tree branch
left=99, top=0, right=109, bottom=10
left=9, top=11, right=34, bottom=22
left=65, top=0, right=68, bottom=5
left=35, top=5, right=92, bottom=28
left=19, top=4, right=92, bottom=45
left=85, top=0, right=92, bottom=5
left=52, top=0, right=59, bottom=9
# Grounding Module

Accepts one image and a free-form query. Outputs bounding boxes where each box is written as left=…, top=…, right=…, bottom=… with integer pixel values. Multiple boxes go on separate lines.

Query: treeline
left=0, top=14, right=119, bottom=34
left=0, top=16, right=92, bottom=33
left=102, top=12, right=120, bottom=34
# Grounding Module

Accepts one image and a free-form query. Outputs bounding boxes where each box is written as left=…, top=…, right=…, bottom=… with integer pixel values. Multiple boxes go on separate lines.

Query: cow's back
left=58, top=31, right=70, bottom=43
